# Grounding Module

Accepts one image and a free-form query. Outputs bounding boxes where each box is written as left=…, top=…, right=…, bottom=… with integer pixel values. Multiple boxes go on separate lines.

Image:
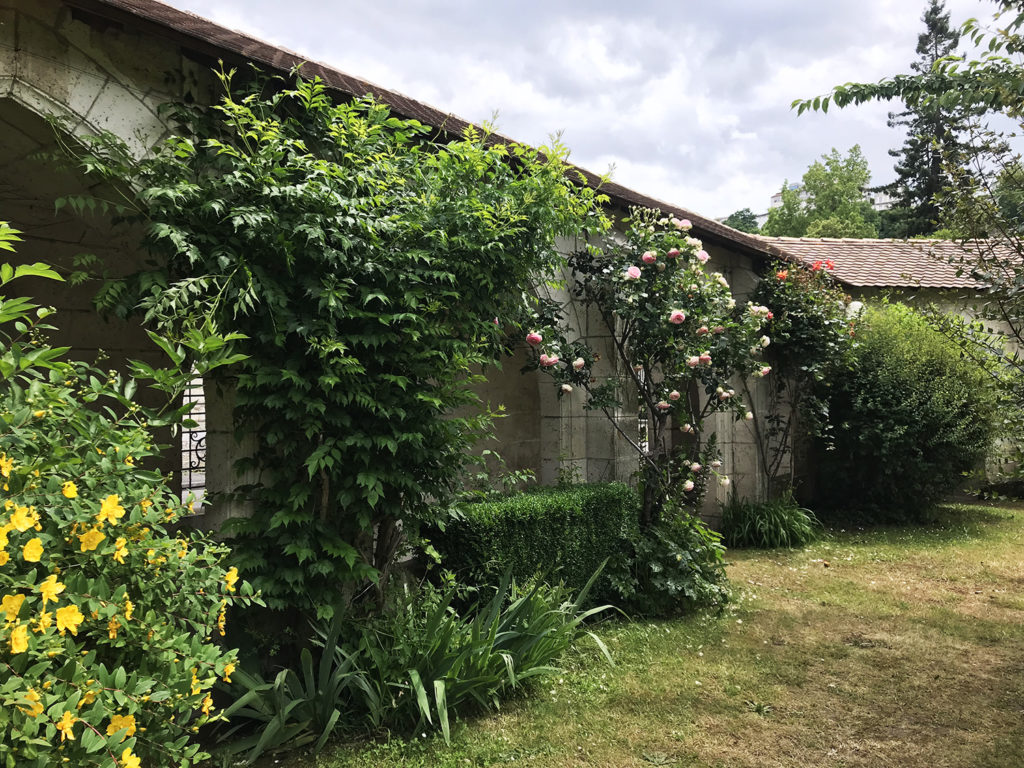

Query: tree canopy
left=761, top=146, right=879, bottom=238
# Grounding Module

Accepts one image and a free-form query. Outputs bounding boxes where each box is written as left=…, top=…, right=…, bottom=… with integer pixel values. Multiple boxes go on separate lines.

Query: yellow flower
left=1, top=593, right=24, bottom=621
left=178, top=539, right=188, bottom=559
left=78, top=688, right=97, bottom=708
left=55, top=710, right=77, bottom=742
left=10, top=505, right=39, bottom=532
left=123, top=595, right=134, bottom=621
left=61, top=481, right=78, bottom=499
left=22, top=537, right=43, bottom=562
left=106, top=713, right=137, bottom=739
left=140, top=498, right=153, bottom=511
left=107, top=617, right=119, bottom=639
left=120, top=747, right=141, bottom=768
left=9, top=622, right=27, bottom=653
left=32, top=409, right=45, bottom=418
left=112, top=537, right=128, bottom=564
left=78, top=528, right=105, bottom=552
left=18, top=687, right=43, bottom=718
left=37, top=574, right=65, bottom=606
left=0, top=550, right=8, bottom=566
left=200, top=694, right=214, bottom=716
left=190, top=667, right=201, bottom=695
left=217, top=600, right=227, bottom=637
left=222, top=661, right=236, bottom=683
left=35, top=610, right=52, bottom=633
left=55, top=604, right=84, bottom=636
left=124, top=456, right=134, bottom=466
left=97, top=494, right=125, bottom=525
left=0, top=453, right=13, bottom=478
left=224, top=567, right=239, bottom=593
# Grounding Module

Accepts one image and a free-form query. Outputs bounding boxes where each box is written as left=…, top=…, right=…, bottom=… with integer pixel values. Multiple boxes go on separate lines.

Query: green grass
left=281, top=502, right=1024, bottom=768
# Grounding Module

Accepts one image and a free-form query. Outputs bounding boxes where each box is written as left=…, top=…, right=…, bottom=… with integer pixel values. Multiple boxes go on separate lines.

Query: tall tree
left=762, top=146, right=879, bottom=238
left=882, top=0, right=970, bottom=237
left=722, top=207, right=761, bottom=233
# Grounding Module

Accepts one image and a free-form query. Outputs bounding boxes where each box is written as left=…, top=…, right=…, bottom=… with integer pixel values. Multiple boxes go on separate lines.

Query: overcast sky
left=163, top=0, right=995, bottom=220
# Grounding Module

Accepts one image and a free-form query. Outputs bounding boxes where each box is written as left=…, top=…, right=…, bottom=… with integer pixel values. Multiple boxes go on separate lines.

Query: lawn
left=303, top=502, right=1024, bottom=768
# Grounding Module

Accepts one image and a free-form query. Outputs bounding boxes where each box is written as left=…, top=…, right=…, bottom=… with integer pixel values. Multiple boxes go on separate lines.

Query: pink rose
left=682, top=423, right=694, bottom=433
left=687, top=356, right=700, bottom=368
left=493, top=317, right=499, bottom=326
left=561, top=383, right=573, bottom=393
left=697, top=325, right=709, bottom=335
left=683, top=479, right=695, bottom=492
left=526, top=332, right=543, bottom=346
left=745, top=411, right=754, bottom=421
left=625, top=265, right=642, bottom=280
left=656, top=400, right=671, bottom=411
left=710, top=460, right=722, bottom=469
left=679, top=219, right=693, bottom=231
left=699, top=353, right=712, bottom=365
left=719, top=476, right=730, bottom=487
left=539, top=354, right=559, bottom=367
left=669, top=310, right=686, bottom=324
left=691, top=462, right=702, bottom=472
left=697, top=250, right=710, bottom=263
left=642, top=251, right=657, bottom=264
left=669, top=390, right=681, bottom=401
left=712, top=325, right=725, bottom=334
left=760, top=366, right=771, bottom=377
left=572, top=357, right=586, bottom=371
left=666, top=248, right=680, bottom=258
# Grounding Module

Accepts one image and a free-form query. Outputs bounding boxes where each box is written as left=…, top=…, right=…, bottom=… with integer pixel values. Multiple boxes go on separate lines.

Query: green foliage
left=70, top=69, right=603, bottom=618
left=528, top=209, right=769, bottom=526
left=721, top=208, right=761, bottom=234
left=816, top=303, right=998, bottom=520
left=435, top=484, right=639, bottom=603
left=762, top=148, right=879, bottom=238
left=605, top=514, right=730, bottom=617
left=0, top=231, right=258, bottom=767
left=793, top=2, right=1024, bottom=117
left=721, top=492, right=820, bottom=549
left=748, top=261, right=855, bottom=495
left=218, top=570, right=612, bottom=762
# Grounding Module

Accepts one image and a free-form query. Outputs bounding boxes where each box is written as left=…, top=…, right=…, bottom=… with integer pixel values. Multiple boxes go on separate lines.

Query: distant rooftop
left=757, top=236, right=1005, bottom=289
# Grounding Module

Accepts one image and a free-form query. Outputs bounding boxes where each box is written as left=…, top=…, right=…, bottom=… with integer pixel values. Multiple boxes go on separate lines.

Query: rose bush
left=527, top=208, right=770, bottom=524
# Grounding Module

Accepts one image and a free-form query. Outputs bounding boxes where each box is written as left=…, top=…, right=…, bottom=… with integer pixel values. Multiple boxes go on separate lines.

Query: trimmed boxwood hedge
left=435, top=483, right=640, bottom=600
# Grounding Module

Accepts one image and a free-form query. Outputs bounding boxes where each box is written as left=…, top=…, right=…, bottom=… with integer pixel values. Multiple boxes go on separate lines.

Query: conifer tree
left=882, top=0, right=969, bottom=237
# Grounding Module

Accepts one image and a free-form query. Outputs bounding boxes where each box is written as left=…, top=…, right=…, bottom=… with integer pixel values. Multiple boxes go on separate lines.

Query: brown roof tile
left=65, top=0, right=781, bottom=261
left=756, top=236, right=1005, bottom=289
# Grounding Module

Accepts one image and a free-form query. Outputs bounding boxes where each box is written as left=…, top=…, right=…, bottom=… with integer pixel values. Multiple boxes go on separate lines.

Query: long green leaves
left=218, top=569, right=613, bottom=762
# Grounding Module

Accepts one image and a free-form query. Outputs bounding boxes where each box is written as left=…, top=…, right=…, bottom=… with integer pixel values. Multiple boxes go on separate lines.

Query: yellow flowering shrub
left=0, top=226, right=257, bottom=767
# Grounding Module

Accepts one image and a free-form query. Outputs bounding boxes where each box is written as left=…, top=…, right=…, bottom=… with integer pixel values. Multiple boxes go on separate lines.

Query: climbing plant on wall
left=525, top=208, right=769, bottom=527
left=70, top=69, right=606, bottom=619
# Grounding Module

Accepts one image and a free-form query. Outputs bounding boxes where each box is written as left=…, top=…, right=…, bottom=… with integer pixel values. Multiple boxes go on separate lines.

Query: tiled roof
left=66, top=0, right=779, bottom=261
left=757, top=236, right=998, bottom=289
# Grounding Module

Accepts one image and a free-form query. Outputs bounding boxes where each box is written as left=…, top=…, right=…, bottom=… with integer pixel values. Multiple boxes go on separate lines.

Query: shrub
left=816, top=303, right=998, bottom=520
left=218, top=571, right=611, bottom=762
left=71, top=70, right=603, bottom=617
left=606, top=513, right=730, bottom=616
left=721, top=492, right=820, bottom=548
left=0, top=226, right=257, bottom=767
left=434, top=484, right=639, bottom=602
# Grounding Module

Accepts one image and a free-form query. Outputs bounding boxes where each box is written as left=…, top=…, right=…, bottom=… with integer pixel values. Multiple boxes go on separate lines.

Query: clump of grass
left=721, top=492, right=820, bottom=549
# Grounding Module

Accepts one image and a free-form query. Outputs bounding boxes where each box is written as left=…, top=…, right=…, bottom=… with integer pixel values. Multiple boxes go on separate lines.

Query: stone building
left=2, top=0, right=794, bottom=526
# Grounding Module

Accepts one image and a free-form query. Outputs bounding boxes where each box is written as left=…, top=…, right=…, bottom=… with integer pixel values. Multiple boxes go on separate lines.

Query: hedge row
left=435, top=483, right=639, bottom=600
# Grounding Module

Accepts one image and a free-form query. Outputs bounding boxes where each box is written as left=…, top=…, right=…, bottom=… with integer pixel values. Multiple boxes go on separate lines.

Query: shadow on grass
left=815, top=501, right=1017, bottom=548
